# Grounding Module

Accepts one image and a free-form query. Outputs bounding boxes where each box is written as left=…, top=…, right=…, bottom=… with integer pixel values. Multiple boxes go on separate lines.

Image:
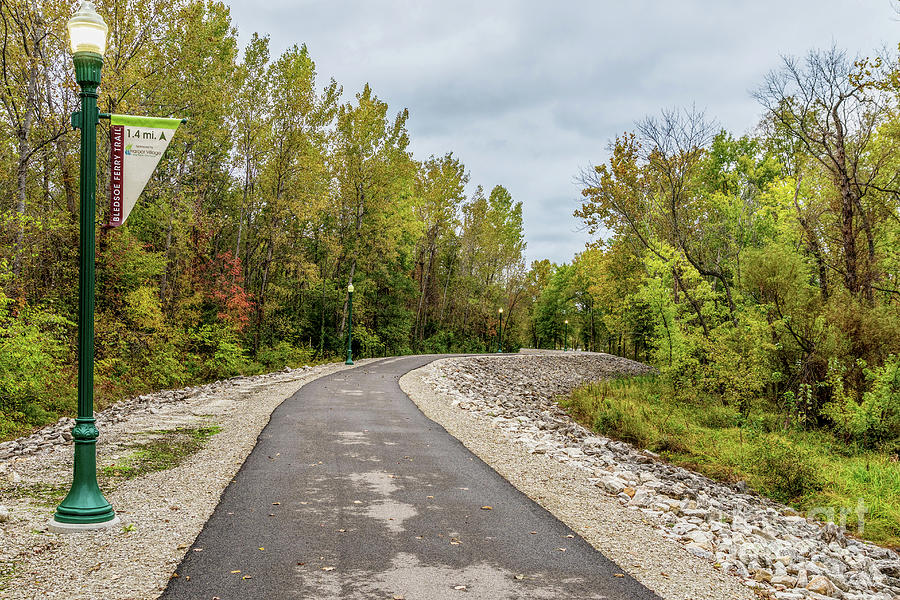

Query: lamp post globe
left=66, top=1, right=108, bottom=55
left=51, top=1, right=118, bottom=532
left=496, top=308, right=503, bottom=353
left=345, top=282, right=354, bottom=365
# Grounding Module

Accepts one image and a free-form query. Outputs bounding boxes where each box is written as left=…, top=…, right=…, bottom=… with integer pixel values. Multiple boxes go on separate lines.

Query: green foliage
left=561, top=376, right=900, bottom=546
left=124, top=286, right=165, bottom=331
left=570, top=77, right=900, bottom=457
left=0, top=295, right=73, bottom=437
left=750, top=441, right=822, bottom=503
left=143, top=337, right=190, bottom=389
left=255, top=341, right=315, bottom=369
left=353, top=325, right=385, bottom=358
left=825, top=356, right=900, bottom=449
left=190, top=324, right=247, bottom=380
left=701, top=310, right=775, bottom=414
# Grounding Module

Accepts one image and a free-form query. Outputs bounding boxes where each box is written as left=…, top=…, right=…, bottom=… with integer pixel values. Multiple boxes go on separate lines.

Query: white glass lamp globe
left=498, top=308, right=503, bottom=314
left=347, top=283, right=354, bottom=293
left=67, top=2, right=108, bottom=56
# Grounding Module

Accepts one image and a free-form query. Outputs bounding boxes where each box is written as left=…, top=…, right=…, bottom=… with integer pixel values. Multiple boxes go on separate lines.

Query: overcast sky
left=226, top=0, right=898, bottom=265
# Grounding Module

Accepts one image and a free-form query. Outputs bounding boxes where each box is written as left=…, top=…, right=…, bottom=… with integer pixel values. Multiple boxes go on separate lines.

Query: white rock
left=684, top=542, right=714, bottom=560
left=597, top=477, right=626, bottom=495
left=754, top=569, right=773, bottom=582
left=628, top=488, right=654, bottom=508
left=563, top=447, right=584, bottom=458
left=771, top=574, right=797, bottom=587
left=806, top=575, right=836, bottom=596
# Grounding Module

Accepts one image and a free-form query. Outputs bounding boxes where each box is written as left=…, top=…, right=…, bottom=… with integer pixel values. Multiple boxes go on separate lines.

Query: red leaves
left=200, top=251, right=255, bottom=331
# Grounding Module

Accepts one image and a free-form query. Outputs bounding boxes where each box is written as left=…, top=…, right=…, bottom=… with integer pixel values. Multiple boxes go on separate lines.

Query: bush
left=256, top=341, right=314, bottom=369
left=561, top=381, right=656, bottom=447
left=144, top=337, right=190, bottom=389
left=422, top=330, right=455, bottom=354
left=857, top=356, right=900, bottom=449
left=751, top=440, right=822, bottom=502
left=700, top=311, right=775, bottom=414
left=824, top=356, right=900, bottom=449
left=0, top=299, right=74, bottom=436
left=421, top=330, right=495, bottom=354
left=190, top=323, right=247, bottom=379
left=353, top=325, right=384, bottom=358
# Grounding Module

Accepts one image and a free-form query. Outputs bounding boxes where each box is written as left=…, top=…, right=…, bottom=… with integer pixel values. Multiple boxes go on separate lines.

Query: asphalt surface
left=161, top=355, right=662, bottom=600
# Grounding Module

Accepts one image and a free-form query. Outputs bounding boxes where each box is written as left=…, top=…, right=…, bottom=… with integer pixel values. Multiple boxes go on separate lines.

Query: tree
left=755, top=47, right=900, bottom=302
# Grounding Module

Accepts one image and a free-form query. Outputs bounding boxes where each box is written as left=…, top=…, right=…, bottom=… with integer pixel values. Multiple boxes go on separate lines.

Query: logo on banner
left=108, top=115, right=183, bottom=228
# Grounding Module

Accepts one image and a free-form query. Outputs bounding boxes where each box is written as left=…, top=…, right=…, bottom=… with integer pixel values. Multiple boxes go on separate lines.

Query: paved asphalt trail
left=161, top=355, right=662, bottom=599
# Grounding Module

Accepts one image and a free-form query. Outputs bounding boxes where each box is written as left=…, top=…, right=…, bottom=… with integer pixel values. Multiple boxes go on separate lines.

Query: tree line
left=0, top=0, right=526, bottom=436
left=530, top=45, right=900, bottom=452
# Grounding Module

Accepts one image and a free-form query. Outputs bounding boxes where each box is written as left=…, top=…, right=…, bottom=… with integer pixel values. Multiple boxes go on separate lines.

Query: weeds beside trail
left=101, top=425, right=222, bottom=481
left=559, top=375, right=900, bottom=548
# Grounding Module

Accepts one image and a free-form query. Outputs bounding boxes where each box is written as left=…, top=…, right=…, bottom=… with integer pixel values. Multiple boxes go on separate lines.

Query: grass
left=0, top=560, right=16, bottom=592
left=0, top=482, right=68, bottom=507
left=559, top=375, right=900, bottom=548
left=100, top=425, right=221, bottom=481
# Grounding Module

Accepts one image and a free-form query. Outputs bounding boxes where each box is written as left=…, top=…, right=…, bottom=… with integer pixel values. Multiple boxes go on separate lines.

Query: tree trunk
left=791, top=178, right=829, bottom=301
left=838, top=176, right=859, bottom=296
left=414, top=238, right=436, bottom=342
left=254, top=241, right=274, bottom=353
left=11, top=7, right=41, bottom=295
left=589, top=302, right=595, bottom=352
left=438, top=259, right=453, bottom=327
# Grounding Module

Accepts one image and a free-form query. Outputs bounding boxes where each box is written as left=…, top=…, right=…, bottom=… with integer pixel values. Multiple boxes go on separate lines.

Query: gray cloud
left=227, top=0, right=899, bottom=264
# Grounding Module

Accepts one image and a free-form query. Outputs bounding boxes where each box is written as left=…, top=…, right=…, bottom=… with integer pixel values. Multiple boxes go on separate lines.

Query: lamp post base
left=48, top=515, right=120, bottom=534
left=345, top=359, right=354, bottom=365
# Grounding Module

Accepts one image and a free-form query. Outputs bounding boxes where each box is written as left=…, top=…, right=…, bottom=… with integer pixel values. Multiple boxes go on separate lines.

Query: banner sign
left=108, top=115, right=182, bottom=227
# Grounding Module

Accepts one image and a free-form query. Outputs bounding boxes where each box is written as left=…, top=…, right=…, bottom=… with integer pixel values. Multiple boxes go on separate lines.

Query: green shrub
left=700, top=311, right=775, bottom=414
left=0, top=298, right=73, bottom=435
left=145, top=338, right=190, bottom=388
left=561, top=381, right=656, bottom=447
left=190, top=323, right=247, bottom=379
left=123, top=285, right=164, bottom=331
left=256, top=341, right=314, bottom=369
left=750, top=440, right=822, bottom=502
left=353, top=324, right=384, bottom=357
left=824, top=356, right=900, bottom=449
left=857, top=356, right=900, bottom=448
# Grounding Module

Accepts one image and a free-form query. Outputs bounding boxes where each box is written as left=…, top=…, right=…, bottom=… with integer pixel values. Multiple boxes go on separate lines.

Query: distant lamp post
left=496, top=308, right=504, bottom=353
left=564, top=320, right=569, bottom=352
left=51, top=1, right=119, bottom=532
left=345, top=282, right=354, bottom=365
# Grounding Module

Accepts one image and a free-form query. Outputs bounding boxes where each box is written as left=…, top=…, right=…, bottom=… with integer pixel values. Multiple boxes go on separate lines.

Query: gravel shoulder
left=0, top=359, right=375, bottom=600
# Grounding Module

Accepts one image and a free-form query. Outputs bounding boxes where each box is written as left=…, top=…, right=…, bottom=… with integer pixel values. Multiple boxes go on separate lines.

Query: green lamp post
left=496, top=307, right=503, bottom=353
left=50, top=1, right=119, bottom=533
left=564, top=319, right=569, bottom=352
left=345, top=282, right=354, bottom=365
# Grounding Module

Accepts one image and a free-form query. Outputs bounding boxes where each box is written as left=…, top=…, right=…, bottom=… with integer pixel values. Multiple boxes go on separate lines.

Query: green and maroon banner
left=108, top=115, right=182, bottom=227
